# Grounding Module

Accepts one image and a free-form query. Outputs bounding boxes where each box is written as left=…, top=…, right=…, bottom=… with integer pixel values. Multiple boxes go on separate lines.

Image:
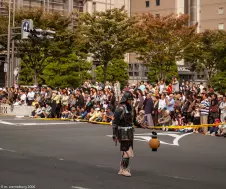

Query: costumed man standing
left=112, top=91, right=134, bottom=177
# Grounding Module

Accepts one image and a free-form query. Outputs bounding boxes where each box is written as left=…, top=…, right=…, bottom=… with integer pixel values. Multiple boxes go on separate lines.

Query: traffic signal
left=21, top=19, right=33, bottom=39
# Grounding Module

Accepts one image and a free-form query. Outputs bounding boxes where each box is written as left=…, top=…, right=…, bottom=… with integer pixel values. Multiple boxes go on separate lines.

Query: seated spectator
left=69, top=107, right=77, bottom=120
left=31, top=104, right=39, bottom=117
left=33, top=104, right=45, bottom=118
left=136, top=110, right=146, bottom=128
left=89, top=108, right=101, bottom=122
left=208, top=118, right=221, bottom=136
left=61, top=107, right=70, bottom=119
left=13, top=97, right=21, bottom=106
left=43, top=103, right=52, bottom=118
left=77, top=107, right=88, bottom=120
left=216, top=117, right=226, bottom=137
left=102, top=107, right=114, bottom=123
left=158, top=110, right=172, bottom=131
left=86, top=107, right=95, bottom=120
left=96, top=108, right=105, bottom=122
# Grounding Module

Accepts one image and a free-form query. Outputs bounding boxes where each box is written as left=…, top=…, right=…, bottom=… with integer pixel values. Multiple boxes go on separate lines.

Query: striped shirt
left=200, top=99, right=210, bottom=116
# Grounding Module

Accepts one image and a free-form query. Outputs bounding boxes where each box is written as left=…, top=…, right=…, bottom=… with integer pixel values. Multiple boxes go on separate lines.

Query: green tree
left=95, top=59, right=129, bottom=85
left=135, top=14, right=197, bottom=81
left=147, top=62, right=178, bottom=84
left=14, top=8, right=82, bottom=85
left=185, top=30, right=226, bottom=83
left=77, top=7, right=137, bottom=82
left=0, top=14, right=8, bottom=50
left=211, top=72, right=226, bottom=94
left=42, top=54, right=91, bottom=88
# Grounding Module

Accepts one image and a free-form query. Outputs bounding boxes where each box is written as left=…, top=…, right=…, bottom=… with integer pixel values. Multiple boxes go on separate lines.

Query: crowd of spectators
left=0, top=77, right=226, bottom=137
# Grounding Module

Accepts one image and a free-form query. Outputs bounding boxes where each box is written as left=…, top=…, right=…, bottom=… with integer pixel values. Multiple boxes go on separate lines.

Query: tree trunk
left=103, top=63, right=108, bottom=83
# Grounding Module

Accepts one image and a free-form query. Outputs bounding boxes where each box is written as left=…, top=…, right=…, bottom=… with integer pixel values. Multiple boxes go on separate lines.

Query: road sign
left=21, top=19, right=33, bottom=39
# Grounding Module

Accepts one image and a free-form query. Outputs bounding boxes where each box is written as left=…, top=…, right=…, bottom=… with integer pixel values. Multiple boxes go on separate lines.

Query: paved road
left=0, top=116, right=225, bottom=189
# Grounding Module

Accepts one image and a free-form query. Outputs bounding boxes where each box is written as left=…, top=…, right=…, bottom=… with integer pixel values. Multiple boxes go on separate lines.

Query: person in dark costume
left=112, top=91, right=134, bottom=177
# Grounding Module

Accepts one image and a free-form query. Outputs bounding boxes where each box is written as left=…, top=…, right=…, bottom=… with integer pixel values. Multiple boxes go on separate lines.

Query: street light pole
left=6, top=0, right=11, bottom=87
left=11, top=0, right=16, bottom=87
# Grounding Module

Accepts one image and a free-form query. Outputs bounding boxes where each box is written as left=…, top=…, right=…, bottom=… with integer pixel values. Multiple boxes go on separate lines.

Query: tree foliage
left=211, top=72, right=226, bottom=94
left=148, top=62, right=178, bottom=84
left=10, top=7, right=90, bottom=86
left=185, top=30, right=226, bottom=83
left=135, top=14, right=197, bottom=81
left=77, top=7, right=137, bottom=82
left=95, top=59, right=129, bottom=85
left=0, top=14, right=8, bottom=50
left=42, top=54, right=91, bottom=88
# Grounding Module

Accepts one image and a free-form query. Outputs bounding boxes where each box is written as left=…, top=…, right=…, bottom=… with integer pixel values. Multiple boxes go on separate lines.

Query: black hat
left=120, top=91, right=134, bottom=104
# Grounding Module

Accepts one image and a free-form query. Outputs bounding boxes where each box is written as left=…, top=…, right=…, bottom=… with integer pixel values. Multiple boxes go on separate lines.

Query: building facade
left=0, top=0, right=83, bottom=16
left=83, top=0, right=130, bottom=14
left=129, top=0, right=226, bottom=84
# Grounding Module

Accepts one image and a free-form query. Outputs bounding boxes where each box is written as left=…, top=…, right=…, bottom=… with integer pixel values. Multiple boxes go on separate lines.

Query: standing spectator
left=209, top=94, right=219, bottom=124
left=139, top=81, right=146, bottom=93
left=20, top=89, right=27, bottom=105
left=172, top=77, right=180, bottom=93
left=166, top=94, right=175, bottom=116
left=152, top=95, right=159, bottom=126
left=114, top=80, right=121, bottom=102
left=219, top=96, right=226, bottom=123
left=159, top=80, right=165, bottom=94
left=144, top=93, right=154, bottom=128
left=200, top=93, right=210, bottom=133
left=27, top=88, right=35, bottom=106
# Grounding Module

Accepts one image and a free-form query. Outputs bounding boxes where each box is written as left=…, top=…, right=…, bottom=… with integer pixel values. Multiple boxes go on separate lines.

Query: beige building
left=0, top=0, right=83, bottom=16
left=83, top=0, right=130, bottom=14
left=129, top=0, right=226, bottom=84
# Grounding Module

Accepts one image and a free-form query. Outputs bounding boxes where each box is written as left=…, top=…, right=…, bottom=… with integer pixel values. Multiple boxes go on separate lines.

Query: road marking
left=0, top=148, right=16, bottom=152
left=0, top=120, right=84, bottom=126
left=0, top=120, right=16, bottom=125
left=71, top=187, right=90, bottom=189
left=17, top=122, right=81, bottom=126
left=107, top=132, right=193, bottom=146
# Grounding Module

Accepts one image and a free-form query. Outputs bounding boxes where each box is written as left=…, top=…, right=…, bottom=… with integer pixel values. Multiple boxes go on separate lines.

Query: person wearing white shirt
left=158, top=94, right=167, bottom=113
left=219, top=96, right=226, bottom=123
left=20, top=90, right=27, bottom=105
left=27, top=88, right=35, bottom=106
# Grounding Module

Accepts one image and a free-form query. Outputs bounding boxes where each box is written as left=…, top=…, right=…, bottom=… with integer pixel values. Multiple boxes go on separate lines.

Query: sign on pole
left=21, top=19, right=33, bottom=39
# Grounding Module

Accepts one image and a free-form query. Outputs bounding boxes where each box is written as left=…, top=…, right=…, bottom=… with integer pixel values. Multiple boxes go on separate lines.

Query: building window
left=134, top=64, right=139, bottom=70
left=156, top=0, right=160, bottom=6
left=218, top=23, right=224, bottom=30
left=134, top=72, right=139, bottom=76
left=218, top=7, right=224, bottom=15
left=145, top=1, right=150, bottom=8
left=129, top=72, right=133, bottom=76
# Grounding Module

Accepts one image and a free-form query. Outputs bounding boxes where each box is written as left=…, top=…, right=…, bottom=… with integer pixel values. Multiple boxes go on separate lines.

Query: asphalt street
left=0, top=116, right=226, bottom=189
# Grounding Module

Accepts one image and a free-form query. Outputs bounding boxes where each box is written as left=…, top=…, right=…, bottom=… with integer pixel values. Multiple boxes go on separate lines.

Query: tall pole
left=11, top=0, right=16, bottom=87
left=6, top=0, right=11, bottom=87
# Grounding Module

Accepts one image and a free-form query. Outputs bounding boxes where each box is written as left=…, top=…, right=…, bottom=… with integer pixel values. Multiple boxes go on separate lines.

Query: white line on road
left=107, top=132, right=193, bottom=146
left=17, top=122, right=81, bottom=126
left=0, top=148, right=16, bottom=153
left=0, top=120, right=16, bottom=125
left=71, top=187, right=90, bottom=189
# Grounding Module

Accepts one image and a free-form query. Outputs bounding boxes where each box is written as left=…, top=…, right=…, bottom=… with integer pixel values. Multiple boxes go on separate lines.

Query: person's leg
left=119, top=141, right=133, bottom=177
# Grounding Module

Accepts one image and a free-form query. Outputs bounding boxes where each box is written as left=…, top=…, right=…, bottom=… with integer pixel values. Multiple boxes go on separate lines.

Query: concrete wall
left=0, top=104, right=34, bottom=117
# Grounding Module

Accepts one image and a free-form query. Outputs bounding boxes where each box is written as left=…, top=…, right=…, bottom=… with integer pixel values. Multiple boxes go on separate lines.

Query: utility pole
left=6, top=0, right=11, bottom=87
left=11, top=0, right=16, bottom=87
